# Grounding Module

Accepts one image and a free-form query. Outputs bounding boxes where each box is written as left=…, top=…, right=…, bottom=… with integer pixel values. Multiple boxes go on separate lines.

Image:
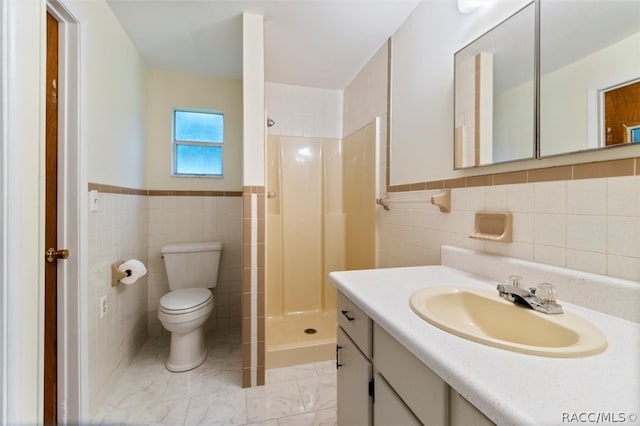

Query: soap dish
left=469, top=211, right=513, bottom=242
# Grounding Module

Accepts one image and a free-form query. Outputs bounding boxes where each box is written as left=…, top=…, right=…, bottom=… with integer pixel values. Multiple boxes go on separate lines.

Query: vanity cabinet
left=373, top=371, right=421, bottom=426
left=374, top=323, right=447, bottom=425
left=450, top=390, right=494, bottom=426
left=337, top=290, right=495, bottom=426
left=337, top=327, right=372, bottom=426
left=337, top=291, right=373, bottom=425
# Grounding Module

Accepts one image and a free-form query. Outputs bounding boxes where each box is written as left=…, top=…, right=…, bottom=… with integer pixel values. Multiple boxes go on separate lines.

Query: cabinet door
left=337, top=327, right=372, bottom=426
left=337, top=291, right=373, bottom=358
left=374, top=323, right=447, bottom=425
left=374, top=372, right=421, bottom=426
left=450, top=389, right=495, bottom=426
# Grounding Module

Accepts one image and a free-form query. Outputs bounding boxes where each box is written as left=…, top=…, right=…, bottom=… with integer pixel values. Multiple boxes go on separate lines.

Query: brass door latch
left=46, top=248, right=69, bottom=263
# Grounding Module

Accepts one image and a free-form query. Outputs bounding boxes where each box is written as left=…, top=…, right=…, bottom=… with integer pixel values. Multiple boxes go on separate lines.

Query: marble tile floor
left=93, top=328, right=337, bottom=426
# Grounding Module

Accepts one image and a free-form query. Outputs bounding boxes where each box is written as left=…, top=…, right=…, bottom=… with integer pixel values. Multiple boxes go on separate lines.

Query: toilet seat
left=159, top=288, right=213, bottom=315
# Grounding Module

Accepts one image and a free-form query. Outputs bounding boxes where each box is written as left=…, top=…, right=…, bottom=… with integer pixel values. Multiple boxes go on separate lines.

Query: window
left=173, top=109, right=224, bottom=176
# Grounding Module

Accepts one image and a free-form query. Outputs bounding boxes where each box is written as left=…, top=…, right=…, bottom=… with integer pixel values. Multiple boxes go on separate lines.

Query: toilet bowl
left=158, top=241, right=222, bottom=372
left=158, top=288, right=214, bottom=371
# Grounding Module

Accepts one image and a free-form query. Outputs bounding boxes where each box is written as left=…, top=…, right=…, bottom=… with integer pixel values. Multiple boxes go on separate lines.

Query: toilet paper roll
left=118, top=259, right=147, bottom=285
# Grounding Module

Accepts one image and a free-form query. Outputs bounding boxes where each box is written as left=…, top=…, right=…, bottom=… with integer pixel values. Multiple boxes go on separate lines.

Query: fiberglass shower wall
left=266, top=135, right=344, bottom=319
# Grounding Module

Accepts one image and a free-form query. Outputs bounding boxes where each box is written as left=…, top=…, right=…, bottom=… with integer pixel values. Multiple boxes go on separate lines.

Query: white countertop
left=329, top=265, right=640, bottom=426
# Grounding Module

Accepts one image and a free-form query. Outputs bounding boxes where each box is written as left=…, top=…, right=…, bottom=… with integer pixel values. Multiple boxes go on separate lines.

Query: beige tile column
left=242, top=186, right=266, bottom=387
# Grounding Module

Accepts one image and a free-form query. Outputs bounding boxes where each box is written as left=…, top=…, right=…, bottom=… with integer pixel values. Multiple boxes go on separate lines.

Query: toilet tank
left=161, top=241, right=223, bottom=290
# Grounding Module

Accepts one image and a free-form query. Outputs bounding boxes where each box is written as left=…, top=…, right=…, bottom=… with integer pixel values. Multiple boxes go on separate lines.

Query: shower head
left=267, top=118, right=276, bottom=128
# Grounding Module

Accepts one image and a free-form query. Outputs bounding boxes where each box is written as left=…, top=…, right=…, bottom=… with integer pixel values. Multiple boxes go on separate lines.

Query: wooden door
left=44, top=11, right=59, bottom=425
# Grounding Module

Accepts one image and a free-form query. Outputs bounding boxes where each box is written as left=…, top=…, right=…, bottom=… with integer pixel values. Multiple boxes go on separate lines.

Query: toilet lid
left=160, top=288, right=213, bottom=313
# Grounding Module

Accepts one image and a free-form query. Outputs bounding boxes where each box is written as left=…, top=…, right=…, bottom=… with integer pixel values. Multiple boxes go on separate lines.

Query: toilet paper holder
left=111, top=261, right=132, bottom=286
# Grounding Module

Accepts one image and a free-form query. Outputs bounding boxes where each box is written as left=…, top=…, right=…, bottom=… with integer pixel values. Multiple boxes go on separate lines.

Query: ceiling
left=106, top=0, right=422, bottom=90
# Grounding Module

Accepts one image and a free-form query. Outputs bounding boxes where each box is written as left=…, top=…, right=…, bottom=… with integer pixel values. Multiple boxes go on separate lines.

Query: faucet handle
left=508, top=274, right=523, bottom=288
left=536, top=282, right=558, bottom=304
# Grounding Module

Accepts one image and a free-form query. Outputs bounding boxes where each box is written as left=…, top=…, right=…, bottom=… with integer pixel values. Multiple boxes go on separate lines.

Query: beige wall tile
left=452, top=187, right=484, bottom=212
left=377, top=173, right=639, bottom=282
left=534, top=181, right=566, bottom=214
left=484, top=186, right=508, bottom=211
left=607, top=176, right=640, bottom=217
left=512, top=213, right=534, bottom=243
left=606, top=255, right=640, bottom=282
left=533, top=244, right=566, bottom=268
left=567, top=215, right=606, bottom=253
left=146, top=195, right=243, bottom=336
left=574, top=159, right=635, bottom=180
left=567, top=179, right=606, bottom=216
left=466, top=174, right=492, bottom=187
left=534, top=213, right=566, bottom=247
left=492, top=171, right=527, bottom=185
left=507, top=183, right=534, bottom=212
left=527, top=166, right=572, bottom=183
left=88, top=192, right=148, bottom=416
left=506, top=242, right=534, bottom=261
left=607, top=216, right=640, bottom=258
left=567, top=249, right=607, bottom=276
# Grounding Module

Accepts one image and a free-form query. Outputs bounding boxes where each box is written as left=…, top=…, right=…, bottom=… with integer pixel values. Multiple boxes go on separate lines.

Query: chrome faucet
left=497, top=281, right=563, bottom=315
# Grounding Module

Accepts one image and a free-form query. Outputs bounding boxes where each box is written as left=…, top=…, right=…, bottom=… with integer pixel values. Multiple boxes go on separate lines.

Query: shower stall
left=265, top=120, right=378, bottom=368
left=266, top=135, right=343, bottom=367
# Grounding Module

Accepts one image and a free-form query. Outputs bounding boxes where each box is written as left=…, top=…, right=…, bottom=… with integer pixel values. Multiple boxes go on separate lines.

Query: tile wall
left=87, top=186, right=244, bottom=417
left=241, top=186, right=266, bottom=388
left=379, top=174, right=640, bottom=282
left=266, top=82, right=343, bottom=139
left=147, top=194, right=243, bottom=336
left=87, top=190, right=149, bottom=417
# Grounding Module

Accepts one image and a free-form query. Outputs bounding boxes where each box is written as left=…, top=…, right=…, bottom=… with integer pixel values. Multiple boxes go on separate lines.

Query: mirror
left=539, top=0, right=640, bottom=157
left=454, top=2, right=536, bottom=169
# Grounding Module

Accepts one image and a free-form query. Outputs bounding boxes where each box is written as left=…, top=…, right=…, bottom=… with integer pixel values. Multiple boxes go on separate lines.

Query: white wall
left=65, top=0, right=146, bottom=189
left=61, top=0, right=149, bottom=418
left=242, top=13, right=265, bottom=187
left=1, top=0, right=46, bottom=423
left=146, top=70, right=243, bottom=191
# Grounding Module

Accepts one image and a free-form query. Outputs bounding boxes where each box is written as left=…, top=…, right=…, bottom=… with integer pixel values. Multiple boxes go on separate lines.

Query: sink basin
left=409, top=287, right=607, bottom=357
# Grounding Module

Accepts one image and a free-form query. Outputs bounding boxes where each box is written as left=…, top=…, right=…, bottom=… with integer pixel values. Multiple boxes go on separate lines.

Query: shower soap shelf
left=469, top=211, right=513, bottom=243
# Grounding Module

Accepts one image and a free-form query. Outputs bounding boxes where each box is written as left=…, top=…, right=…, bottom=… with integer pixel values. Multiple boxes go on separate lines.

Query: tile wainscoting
left=379, top=171, right=640, bottom=282
left=241, top=186, right=266, bottom=388
left=87, top=184, right=244, bottom=416
left=87, top=190, right=149, bottom=417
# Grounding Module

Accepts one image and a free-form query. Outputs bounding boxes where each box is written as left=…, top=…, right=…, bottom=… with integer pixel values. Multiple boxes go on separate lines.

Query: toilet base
left=166, top=326, right=208, bottom=372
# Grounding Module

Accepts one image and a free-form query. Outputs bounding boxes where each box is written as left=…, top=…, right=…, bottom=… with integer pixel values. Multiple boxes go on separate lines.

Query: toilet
left=158, top=241, right=222, bottom=372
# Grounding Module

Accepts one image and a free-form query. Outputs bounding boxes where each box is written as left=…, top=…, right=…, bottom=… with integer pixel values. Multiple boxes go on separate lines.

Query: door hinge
left=368, top=378, right=375, bottom=402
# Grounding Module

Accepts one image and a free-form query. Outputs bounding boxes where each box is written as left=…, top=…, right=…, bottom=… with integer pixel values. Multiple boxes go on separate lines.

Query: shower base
left=266, top=311, right=337, bottom=368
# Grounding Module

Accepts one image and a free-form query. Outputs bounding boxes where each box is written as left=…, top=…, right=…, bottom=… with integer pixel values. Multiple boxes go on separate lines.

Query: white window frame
left=172, top=107, right=224, bottom=178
